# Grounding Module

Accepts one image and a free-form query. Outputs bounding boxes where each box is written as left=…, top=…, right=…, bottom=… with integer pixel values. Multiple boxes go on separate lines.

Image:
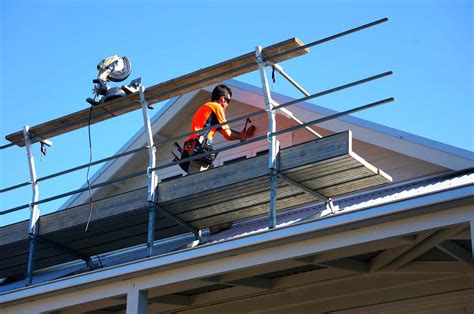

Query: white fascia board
left=224, top=79, right=474, bottom=170
left=2, top=184, right=472, bottom=306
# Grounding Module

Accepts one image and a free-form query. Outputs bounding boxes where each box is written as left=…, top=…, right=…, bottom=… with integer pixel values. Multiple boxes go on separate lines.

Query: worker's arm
left=220, top=125, right=256, bottom=141
left=221, top=128, right=246, bottom=141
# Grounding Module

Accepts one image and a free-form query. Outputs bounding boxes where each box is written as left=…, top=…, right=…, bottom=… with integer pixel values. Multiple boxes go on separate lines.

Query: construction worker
left=180, top=84, right=256, bottom=174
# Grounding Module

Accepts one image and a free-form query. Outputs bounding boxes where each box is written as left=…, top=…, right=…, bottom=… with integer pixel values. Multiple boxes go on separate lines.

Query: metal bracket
left=325, top=198, right=339, bottom=214
left=274, top=170, right=339, bottom=215
left=39, top=138, right=53, bottom=156
left=268, top=62, right=311, bottom=97
left=37, top=235, right=95, bottom=270
left=154, top=203, right=204, bottom=243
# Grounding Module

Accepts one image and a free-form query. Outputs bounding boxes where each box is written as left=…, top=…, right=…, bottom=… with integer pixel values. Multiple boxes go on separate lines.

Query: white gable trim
left=222, top=79, right=473, bottom=170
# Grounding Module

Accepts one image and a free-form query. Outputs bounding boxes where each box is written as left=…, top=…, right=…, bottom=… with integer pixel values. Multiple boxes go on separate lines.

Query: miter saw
left=86, top=55, right=141, bottom=106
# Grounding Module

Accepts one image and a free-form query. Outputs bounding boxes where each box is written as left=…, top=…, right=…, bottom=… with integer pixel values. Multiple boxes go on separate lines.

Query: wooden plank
left=168, top=185, right=304, bottom=222
left=192, top=193, right=317, bottom=229
left=157, top=132, right=350, bottom=203
left=5, top=38, right=309, bottom=146
left=0, top=187, right=147, bottom=246
left=318, top=173, right=391, bottom=197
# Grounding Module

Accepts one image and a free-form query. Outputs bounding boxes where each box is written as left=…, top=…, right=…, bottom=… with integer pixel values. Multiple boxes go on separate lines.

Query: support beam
left=274, top=170, right=338, bottom=213
left=398, top=261, right=474, bottom=273
left=37, top=235, right=94, bottom=270
left=149, top=294, right=191, bottom=306
left=380, top=225, right=467, bottom=271
left=226, top=277, right=273, bottom=289
left=437, top=239, right=474, bottom=265
left=271, top=63, right=310, bottom=96
left=202, top=275, right=272, bottom=289
left=154, top=204, right=202, bottom=242
left=317, top=258, right=369, bottom=273
left=450, top=227, right=471, bottom=240
left=126, top=289, right=148, bottom=314
left=269, top=63, right=323, bottom=138
left=369, top=230, right=436, bottom=272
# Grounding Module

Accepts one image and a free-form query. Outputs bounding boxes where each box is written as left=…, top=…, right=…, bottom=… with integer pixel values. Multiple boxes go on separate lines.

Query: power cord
left=85, top=106, right=94, bottom=232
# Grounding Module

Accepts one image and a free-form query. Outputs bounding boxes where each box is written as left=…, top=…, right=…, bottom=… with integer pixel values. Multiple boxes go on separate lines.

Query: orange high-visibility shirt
left=186, top=102, right=230, bottom=141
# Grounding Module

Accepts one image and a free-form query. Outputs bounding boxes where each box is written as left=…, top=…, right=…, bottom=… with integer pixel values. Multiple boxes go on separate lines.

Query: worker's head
left=212, top=84, right=232, bottom=110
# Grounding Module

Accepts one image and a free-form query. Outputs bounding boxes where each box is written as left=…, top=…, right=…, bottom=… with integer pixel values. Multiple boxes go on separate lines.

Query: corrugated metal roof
left=207, top=169, right=473, bottom=242
left=1, top=168, right=472, bottom=293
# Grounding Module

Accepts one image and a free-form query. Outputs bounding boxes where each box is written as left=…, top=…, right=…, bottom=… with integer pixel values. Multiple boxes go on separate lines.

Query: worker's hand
left=245, top=125, right=256, bottom=138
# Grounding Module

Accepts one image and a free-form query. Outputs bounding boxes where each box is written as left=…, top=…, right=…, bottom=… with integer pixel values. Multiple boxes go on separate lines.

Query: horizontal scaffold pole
left=0, top=96, right=394, bottom=216
left=0, top=71, right=392, bottom=195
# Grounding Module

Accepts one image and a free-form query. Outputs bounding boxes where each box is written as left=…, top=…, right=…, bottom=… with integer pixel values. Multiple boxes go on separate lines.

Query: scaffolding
left=0, top=18, right=394, bottom=286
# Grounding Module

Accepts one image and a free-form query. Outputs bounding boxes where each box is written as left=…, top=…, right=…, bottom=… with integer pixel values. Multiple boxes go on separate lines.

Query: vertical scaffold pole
left=256, top=46, right=279, bottom=229
left=23, top=126, right=40, bottom=286
left=139, top=85, right=158, bottom=257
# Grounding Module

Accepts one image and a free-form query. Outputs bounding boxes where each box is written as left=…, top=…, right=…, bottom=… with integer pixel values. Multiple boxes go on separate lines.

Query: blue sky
left=1, top=0, right=473, bottom=226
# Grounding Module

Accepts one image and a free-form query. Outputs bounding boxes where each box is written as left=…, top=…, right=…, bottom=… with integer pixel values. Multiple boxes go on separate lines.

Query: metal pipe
left=0, top=142, right=16, bottom=150
left=140, top=85, right=158, bottom=203
left=0, top=168, right=149, bottom=215
left=264, top=18, right=389, bottom=64
left=272, top=97, right=395, bottom=137
left=140, top=85, right=158, bottom=258
left=23, top=126, right=40, bottom=286
left=277, top=106, right=323, bottom=138
left=270, top=64, right=322, bottom=137
left=1, top=146, right=147, bottom=194
left=272, top=64, right=310, bottom=96
left=155, top=204, right=201, bottom=237
left=256, top=46, right=278, bottom=229
left=273, top=71, right=393, bottom=111
left=0, top=71, right=392, bottom=195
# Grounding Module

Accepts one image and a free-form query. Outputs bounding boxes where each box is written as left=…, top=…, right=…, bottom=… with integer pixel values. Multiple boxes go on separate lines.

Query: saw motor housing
left=87, top=55, right=137, bottom=106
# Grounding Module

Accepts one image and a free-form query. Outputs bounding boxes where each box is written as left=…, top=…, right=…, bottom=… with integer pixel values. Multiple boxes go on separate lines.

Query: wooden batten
left=5, top=38, right=309, bottom=146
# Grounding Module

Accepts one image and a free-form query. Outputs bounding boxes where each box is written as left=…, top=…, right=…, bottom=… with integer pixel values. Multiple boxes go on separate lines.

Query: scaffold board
left=5, top=37, right=308, bottom=146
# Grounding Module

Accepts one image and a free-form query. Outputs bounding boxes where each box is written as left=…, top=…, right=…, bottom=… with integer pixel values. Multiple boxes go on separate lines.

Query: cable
left=84, top=106, right=94, bottom=232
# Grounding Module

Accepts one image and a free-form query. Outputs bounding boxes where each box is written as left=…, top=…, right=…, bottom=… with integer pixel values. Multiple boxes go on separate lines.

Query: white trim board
left=222, top=79, right=473, bottom=169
